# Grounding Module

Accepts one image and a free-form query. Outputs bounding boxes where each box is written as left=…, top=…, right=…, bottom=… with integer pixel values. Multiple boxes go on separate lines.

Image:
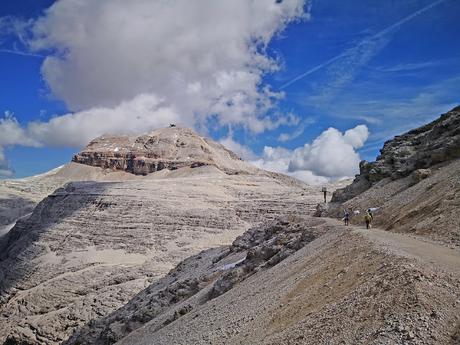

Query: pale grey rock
left=313, top=202, right=327, bottom=217
left=411, top=168, right=432, bottom=185
left=0, top=166, right=66, bottom=227
left=72, top=127, right=255, bottom=175
left=64, top=217, right=329, bottom=345
left=0, top=127, right=322, bottom=345
left=108, top=217, right=460, bottom=345
left=327, top=107, right=460, bottom=247
left=0, top=162, right=142, bottom=230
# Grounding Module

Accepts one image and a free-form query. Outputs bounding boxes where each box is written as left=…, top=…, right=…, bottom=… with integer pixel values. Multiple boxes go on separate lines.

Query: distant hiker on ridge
left=322, top=187, right=327, bottom=203
left=343, top=209, right=350, bottom=226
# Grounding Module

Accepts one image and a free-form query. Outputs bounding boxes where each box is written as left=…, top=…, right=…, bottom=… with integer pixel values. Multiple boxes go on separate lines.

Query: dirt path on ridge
left=324, top=217, right=460, bottom=274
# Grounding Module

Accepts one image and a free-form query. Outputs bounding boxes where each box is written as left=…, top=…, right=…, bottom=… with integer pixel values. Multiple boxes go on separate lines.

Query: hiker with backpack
left=364, top=210, right=373, bottom=229
left=367, top=208, right=374, bottom=221
left=343, top=209, right=350, bottom=226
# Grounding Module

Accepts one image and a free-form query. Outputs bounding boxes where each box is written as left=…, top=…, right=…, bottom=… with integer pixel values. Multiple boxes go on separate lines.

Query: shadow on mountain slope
left=65, top=217, right=460, bottom=345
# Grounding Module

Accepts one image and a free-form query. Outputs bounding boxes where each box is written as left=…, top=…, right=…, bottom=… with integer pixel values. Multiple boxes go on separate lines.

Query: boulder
left=411, top=168, right=432, bottom=185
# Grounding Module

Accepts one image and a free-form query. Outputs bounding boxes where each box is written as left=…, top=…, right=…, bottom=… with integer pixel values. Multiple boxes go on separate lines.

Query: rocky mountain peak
left=332, top=106, right=460, bottom=202
left=72, top=126, right=249, bottom=175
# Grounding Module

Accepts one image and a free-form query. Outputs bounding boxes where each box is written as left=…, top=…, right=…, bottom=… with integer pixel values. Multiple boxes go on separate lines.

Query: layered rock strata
left=0, top=162, right=142, bottom=232
left=65, top=217, right=330, bottom=345
left=323, top=106, right=460, bottom=246
left=0, top=127, right=322, bottom=344
left=72, top=127, right=250, bottom=175
left=68, top=217, right=460, bottom=345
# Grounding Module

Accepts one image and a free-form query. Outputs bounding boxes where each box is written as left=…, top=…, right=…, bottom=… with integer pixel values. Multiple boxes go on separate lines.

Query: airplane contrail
left=279, top=0, right=448, bottom=90
left=0, top=49, right=44, bottom=58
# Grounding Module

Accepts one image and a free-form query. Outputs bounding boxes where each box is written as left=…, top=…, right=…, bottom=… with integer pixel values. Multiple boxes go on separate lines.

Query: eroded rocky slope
left=332, top=106, right=460, bottom=202
left=61, top=109, right=460, bottom=345
left=4, top=111, right=459, bottom=345
left=0, top=127, right=322, bottom=345
left=65, top=217, right=330, bottom=345
left=67, top=217, right=460, bottom=345
left=327, top=106, right=460, bottom=246
left=0, top=162, right=141, bottom=235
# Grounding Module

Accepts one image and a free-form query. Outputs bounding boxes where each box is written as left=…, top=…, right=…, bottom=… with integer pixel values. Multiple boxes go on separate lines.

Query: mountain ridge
left=63, top=108, right=460, bottom=345
left=0, top=127, right=327, bottom=345
left=72, top=126, right=258, bottom=176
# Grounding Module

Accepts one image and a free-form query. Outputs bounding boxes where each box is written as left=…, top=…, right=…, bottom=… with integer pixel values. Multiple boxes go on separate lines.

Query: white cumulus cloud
left=0, top=94, right=181, bottom=147
left=288, top=125, right=369, bottom=177
left=0, top=0, right=309, bottom=176
left=251, top=125, right=369, bottom=184
left=219, top=137, right=258, bottom=161
left=0, top=147, right=14, bottom=177
left=27, top=0, right=306, bottom=125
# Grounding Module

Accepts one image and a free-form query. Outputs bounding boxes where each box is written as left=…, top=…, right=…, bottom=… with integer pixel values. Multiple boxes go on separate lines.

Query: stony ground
left=326, top=158, right=460, bottom=248
left=0, top=165, right=322, bottom=345
left=109, top=218, right=460, bottom=345
left=328, top=108, right=460, bottom=249
left=3, top=121, right=459, bottom=345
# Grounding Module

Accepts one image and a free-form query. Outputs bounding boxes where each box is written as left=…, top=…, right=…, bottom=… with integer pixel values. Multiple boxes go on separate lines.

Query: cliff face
left=0, top=127, right=325, bottom=345
left=332, top=106, right=460, bottom=202
left=72, top=127, right=251, bottom=175
left=327, top=107, right=460, bottom=247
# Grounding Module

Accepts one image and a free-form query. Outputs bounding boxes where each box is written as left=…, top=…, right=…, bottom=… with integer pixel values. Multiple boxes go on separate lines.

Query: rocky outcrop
left=332, top=106, right=460, bottom=202
left=0, top=166, right=67, bottom=228
left=70, top=217, right=460, bottom=345
left=64, top=217, right=329, bottom=345
left=72, top=127, right=250, bottom=175
left=0, top=127, right=328, bottom=345
left=326, top=107, right=460, bottom=247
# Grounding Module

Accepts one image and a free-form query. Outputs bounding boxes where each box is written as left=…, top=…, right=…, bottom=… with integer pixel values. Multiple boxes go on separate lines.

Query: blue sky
left=0, top=0, right=459, bottom=181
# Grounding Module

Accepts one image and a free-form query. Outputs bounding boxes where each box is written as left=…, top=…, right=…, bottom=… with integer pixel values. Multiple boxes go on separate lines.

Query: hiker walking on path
left=322, top=187, right=327, bottom=203
left=367, top=208, right=374, bottom=221
left=364, top=210, right=373, bottom=229
left=343, top=210, right=350, bottom=226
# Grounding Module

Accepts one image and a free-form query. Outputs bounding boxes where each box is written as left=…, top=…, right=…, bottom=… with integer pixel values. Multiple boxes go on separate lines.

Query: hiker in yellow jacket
left=364, top=211, right=373, bottom=229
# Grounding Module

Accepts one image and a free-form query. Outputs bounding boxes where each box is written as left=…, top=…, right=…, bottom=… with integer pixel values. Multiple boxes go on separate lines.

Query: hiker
left=367, top=208, right=374, bottom=221
left=343, top=209, right=350, bottom=226
left=322, top=187, right=327, bottom=203
left=364, top=211, right=372, bottom=229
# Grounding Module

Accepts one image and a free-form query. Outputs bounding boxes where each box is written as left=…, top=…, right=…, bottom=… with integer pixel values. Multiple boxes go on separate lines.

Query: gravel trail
left=326, top=217, right=460, bottom=273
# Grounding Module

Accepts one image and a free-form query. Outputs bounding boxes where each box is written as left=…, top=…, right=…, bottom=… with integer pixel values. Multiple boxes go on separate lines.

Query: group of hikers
left=321, top=187, right=374, bottom=229
left=342, top=208, right=374, bottom=229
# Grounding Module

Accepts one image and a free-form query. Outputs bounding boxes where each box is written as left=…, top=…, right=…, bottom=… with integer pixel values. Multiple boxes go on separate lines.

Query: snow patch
left=219, top=256, right=246, bottom=271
